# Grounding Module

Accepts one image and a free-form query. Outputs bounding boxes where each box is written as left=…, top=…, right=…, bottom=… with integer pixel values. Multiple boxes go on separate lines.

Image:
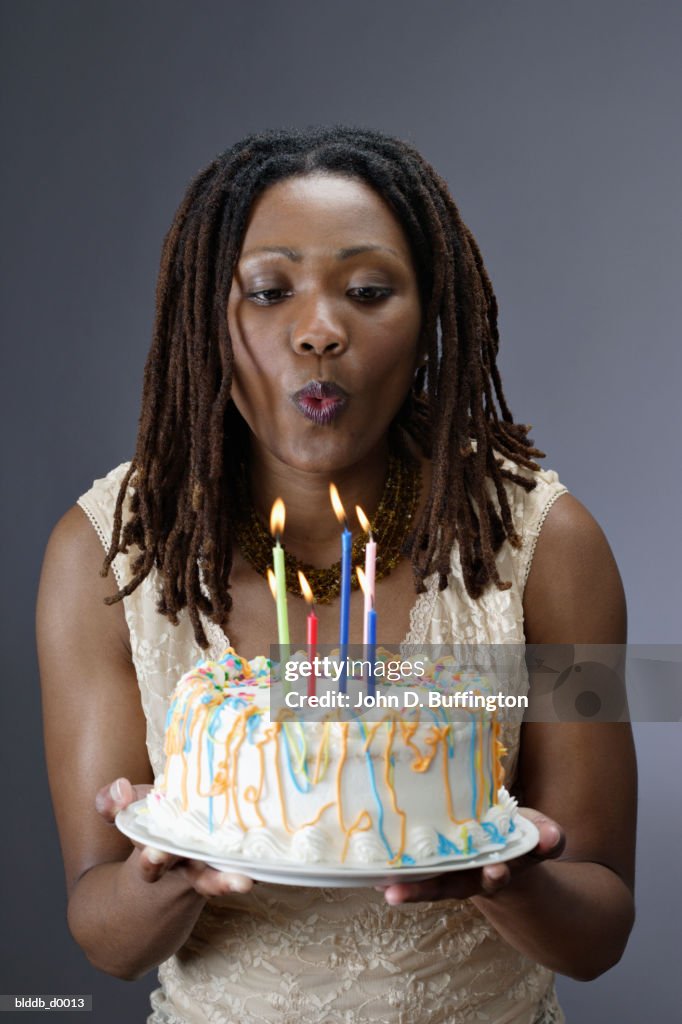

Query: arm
left=37, top=506, right=251, bottom=981
left=383, top=494, right=637, bottom=981
left=471, top=493, right=636, bottom=978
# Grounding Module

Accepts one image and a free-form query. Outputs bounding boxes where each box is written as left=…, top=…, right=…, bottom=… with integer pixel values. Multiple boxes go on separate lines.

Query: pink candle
left=357, top=567, right=377, bottom=699
left=356, top=505, right=376, bottom=646
left=298, top=571, right=318, bottom=698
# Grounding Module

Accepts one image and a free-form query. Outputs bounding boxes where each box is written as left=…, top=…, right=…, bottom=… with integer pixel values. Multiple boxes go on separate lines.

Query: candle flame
left=329, top=483, right=347, bottom=527
left=356, top=565, right=368, bottom=596
left=298, top=571, right=314, bottom=606
left=267, top=568, right=278, bottom=600
left=355, top=504, right=372, bottom=536
left=270, top=498, right=286, bottom=540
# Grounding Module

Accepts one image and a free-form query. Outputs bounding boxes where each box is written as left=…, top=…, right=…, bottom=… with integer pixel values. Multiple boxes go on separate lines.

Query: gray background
left=1, top=1, right=680, bottom=1020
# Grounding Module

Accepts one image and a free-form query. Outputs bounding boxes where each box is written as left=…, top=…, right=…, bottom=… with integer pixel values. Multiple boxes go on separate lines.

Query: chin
left=272, top=431, right=377, bottom=475
left=277, top=448, right=358, bottom=476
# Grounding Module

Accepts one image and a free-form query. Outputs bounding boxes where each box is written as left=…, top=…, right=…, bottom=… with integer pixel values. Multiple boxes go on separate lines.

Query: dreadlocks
left=102, top=125, right=545, bottom=647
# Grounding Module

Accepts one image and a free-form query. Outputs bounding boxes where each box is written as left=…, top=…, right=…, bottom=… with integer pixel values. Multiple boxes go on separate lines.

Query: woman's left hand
left=377, top=808, right=565, bottom=904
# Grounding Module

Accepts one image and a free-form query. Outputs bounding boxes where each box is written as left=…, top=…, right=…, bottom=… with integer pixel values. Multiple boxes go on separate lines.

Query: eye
left=247, top=288, right=292, bottom=305
left=347, top=286, right=394, bottom=302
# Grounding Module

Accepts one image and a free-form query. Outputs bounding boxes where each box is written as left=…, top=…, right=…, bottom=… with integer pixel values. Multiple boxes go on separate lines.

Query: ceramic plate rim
left=116, top=801, right=539, bottom=887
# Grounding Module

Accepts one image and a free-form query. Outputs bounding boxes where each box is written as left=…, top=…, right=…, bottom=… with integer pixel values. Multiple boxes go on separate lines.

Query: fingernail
left=383, top=888, right=402, bottom=905
left=145, top=846, right=167, bottom=865
left=485, top=866, right=507, bottom=889
left=547, top=825, right=561, bottom=847
left=110, top=779, right=125, bottom=803
left=219, top=873, right=252, bottom=894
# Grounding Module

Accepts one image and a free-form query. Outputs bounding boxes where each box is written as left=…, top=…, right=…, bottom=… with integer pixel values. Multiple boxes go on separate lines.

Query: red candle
left=298, top=571, right=318, bottom=698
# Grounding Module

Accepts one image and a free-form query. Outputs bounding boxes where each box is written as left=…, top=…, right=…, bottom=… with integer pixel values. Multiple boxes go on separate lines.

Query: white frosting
left=145, top=654, right=518, bottom=866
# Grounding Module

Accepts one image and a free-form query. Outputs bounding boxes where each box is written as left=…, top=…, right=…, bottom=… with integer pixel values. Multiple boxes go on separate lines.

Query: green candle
left=270, top=499, right=290, bottom=649
left=272, top=541, right=290, bottom=647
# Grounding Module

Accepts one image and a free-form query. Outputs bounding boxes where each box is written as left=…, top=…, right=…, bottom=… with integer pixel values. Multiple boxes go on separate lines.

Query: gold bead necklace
left=234, top=452, right=421, bottom=603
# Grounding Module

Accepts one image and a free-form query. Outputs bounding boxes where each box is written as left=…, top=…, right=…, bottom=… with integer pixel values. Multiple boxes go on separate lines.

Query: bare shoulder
left=42, top=502, right=115, bottom=574
left=523, top=492, right=626, bottom=644
left=38, top=504, right=130, bottom=658
left=37, top=505, right=152, bottom=891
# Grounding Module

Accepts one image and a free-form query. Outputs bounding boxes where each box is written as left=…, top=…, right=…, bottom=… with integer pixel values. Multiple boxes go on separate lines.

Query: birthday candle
left=298, top=571, right=318, bottom=698
left=269, top=499, right=290, bottom=656
left=357, top=566, right=377, bottom=700
left=329, top=484, right=351, bottom=694
left=366, top=604, right=377, bottom=700
left=355, top=505, right=376, bottom=646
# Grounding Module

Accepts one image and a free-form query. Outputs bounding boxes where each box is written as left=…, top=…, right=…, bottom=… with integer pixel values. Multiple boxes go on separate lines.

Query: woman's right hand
left=95, top=777, right=254, bottom=897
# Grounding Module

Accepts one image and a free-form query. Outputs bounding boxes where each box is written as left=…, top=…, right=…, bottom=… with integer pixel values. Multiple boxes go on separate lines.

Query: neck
left=247, top=441, right=391, bottom=564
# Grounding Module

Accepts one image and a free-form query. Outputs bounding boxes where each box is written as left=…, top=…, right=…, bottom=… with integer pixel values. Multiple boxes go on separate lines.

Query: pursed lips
left=291, top=381, right=348, bottom=425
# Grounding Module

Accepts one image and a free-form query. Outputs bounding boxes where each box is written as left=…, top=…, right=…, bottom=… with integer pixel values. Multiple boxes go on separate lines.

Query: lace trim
left=534, top=983, right=566, bottom=1023
left=202, top=614, right=232, bottom=656
left=520, top=487, right=569, bottom=590
left=76, top=497, right=122, bottom=588
left=402, top=572, right=439, bottom=648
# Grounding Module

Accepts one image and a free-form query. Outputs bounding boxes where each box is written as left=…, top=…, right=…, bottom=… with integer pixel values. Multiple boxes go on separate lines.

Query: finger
left=382, top=872, right=481, bottom=905
left=518, top=807, right=566, bottom=860
left=95, top=779, right=153, bottom=821
left=94, top=777, right=134, bottom=820
left=181, top=862, right=254, bottom=898
left=139, top=847, right=180, bottom=883
left=480, top=863, right=511, bottom=894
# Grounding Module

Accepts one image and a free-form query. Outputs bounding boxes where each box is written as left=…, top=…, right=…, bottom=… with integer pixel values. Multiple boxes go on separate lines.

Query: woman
left=37, top=126, right=635, bottom=1023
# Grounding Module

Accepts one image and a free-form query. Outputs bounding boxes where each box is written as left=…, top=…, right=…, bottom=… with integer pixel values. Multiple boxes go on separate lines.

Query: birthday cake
left=145, top=648, right=518, bottom=866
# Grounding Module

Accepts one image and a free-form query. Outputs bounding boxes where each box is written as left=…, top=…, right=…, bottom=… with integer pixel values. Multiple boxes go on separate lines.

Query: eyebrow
left=239, top=244, right=401, bottom=262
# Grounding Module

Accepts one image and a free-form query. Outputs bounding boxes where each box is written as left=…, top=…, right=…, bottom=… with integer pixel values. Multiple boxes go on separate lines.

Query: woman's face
left=227, top=172, right=423, bottom=474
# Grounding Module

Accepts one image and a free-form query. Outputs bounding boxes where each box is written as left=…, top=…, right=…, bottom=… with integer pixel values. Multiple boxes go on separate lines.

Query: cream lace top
left=78, top=460, right=568, bottom=1024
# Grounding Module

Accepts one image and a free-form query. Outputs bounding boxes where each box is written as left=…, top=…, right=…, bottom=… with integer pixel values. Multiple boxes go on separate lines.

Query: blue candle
left=330, top=484, right=352, bottom=694
left=339, top=525, right=352, bottom=694
left=367, top=604, right=377, bottom=699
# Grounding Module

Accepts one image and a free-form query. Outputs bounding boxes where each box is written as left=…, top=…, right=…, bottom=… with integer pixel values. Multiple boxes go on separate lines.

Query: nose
left=290, top=296, right=349, bottom=357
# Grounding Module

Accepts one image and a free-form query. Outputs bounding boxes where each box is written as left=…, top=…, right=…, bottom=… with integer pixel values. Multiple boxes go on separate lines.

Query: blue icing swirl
left=206, top=707, right=224, bottom=833
left=165, top=697, right=178, bottom=730
left=436, top=832, right=462, bottom=856
left=360, top=723, right=394, bottom=861
left=481, top=821, right=505, bottom=845
left=282, top=724, right=312, bottom=794
left=226, top=697, right=248, bottom=711
left=182, top=708, right=194, bottom=753
left=245, top=712, right=262, bottom=744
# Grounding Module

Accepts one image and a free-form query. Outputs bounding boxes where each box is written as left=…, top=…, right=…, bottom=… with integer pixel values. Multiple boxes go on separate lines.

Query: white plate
left=116, top=801, right=539, bottom=887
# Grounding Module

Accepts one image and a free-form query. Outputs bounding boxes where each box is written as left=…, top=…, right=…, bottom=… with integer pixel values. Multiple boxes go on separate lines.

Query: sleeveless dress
left=78, top=460, right=568, bottom=1024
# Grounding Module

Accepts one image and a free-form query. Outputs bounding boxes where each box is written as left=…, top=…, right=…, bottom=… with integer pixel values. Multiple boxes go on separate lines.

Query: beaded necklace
left=234, top=452, right=421, bottom=603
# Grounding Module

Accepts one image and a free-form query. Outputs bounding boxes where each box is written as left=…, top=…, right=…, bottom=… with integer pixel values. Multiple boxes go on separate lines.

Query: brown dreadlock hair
left=102, top=125, right=545, bottom=648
